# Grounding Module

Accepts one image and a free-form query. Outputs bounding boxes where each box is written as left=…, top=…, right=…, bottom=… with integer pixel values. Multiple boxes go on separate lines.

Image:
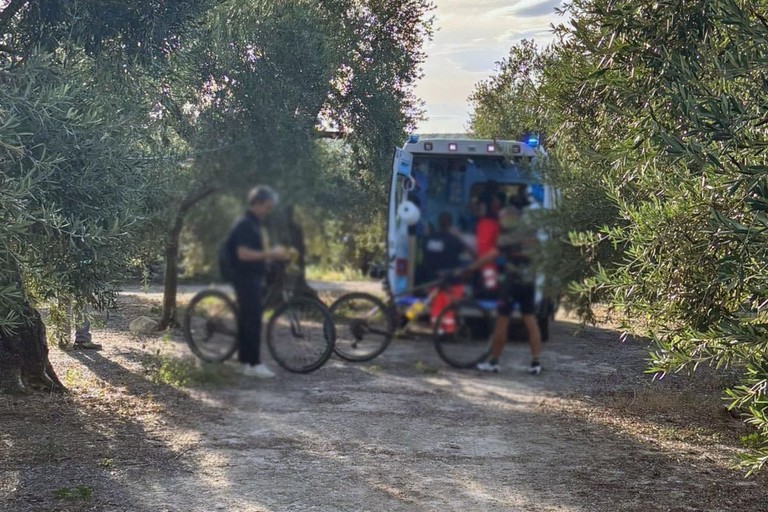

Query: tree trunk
left=156, top=186, right=218, bottom=331
left=0, top=302, right=66, bottom=394
left=269, top=205, right=318, bottom=298
left=286, top=206, right=318, bottom=299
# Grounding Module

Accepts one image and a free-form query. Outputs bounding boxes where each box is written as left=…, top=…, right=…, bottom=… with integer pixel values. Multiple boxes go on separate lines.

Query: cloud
left=496, top=27, right=557, bottom=44
left=445, top=49, right=504, bottom=73
left=416, top=103, right=473, bottom=134
left=510, top=0, right=563, bottom=17
left=436, top=0, right=530, bottom=11
left=414, top=0, right=568, bottom=133
left=487, top=0, right=563, bottom=18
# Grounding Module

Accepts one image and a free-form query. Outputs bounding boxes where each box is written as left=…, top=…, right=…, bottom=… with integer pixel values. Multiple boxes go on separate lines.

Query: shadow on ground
left=2, top=291, right=766, bottom=511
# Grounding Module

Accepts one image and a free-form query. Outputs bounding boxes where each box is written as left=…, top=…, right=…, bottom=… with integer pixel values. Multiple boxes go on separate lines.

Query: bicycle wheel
left=266, top=298, right=336, bottom=373
left=433, top=300, right=492, bottom=368
left=330, top=292, right=395, bottom=362
left=184, top=289, right=239, bottom=363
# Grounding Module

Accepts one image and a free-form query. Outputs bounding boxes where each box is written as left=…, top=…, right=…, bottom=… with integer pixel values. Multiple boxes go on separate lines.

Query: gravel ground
left=2, top=282, right=767, bottom=512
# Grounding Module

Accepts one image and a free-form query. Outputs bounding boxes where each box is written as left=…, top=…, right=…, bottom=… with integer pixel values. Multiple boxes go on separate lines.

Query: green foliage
left=54, top=485, right=93, bottom=500
left=0, top=54, right=168, bottom=337
left=471, top=0, right=768, bottom=472
left=565, top=0, right=768, bottom=473
left=468, top=39, right=623, bottom=317
left=305, top=265, right=367, bottom=282
left=469, top=39, right=551, bottom=140
left=142, top=353, right=232, bottom=388
left=297, top=139, right=389, bottom=272
left=1, top=0, right=216, bottom=61
left=0, top=0, right=432, bottom=333
left=0, top=0, right=207, bottom=343
left=320, top=0, right=435, bottom=175
left=172, top=2, right=432, bottom=278
left=0, top=0, right=431, bottom=351
left=161, top=0, right=434, bottom=193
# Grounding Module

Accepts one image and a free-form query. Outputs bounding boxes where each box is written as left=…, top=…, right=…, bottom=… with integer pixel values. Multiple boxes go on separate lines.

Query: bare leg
left=521, top=314, right=541, bottom=358
left=489, top=315, right=511, bottom=360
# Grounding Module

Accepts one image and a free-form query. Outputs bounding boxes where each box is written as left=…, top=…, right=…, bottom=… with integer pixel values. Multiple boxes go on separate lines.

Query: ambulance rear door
left=386, top=147, right=413, bottom=296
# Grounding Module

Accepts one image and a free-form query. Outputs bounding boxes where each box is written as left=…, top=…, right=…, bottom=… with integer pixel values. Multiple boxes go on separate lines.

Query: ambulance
left=386, top=136, right=556, bottom=339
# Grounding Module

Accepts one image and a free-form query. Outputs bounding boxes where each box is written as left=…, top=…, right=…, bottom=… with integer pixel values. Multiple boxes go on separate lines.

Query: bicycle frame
left=390, top=276, right=467, bottom=335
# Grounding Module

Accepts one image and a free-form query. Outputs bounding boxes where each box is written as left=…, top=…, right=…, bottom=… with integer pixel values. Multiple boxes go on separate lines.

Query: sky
left=414, top=0, right=568, bottom=135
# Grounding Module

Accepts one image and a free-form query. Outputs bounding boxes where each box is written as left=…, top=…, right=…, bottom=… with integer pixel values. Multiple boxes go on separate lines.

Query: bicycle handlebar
left=392, top=267, right=469, bottom=297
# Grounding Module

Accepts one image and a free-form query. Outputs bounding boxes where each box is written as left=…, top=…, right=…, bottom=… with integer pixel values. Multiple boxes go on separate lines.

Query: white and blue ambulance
left=386, top=135, right=557, bottom=339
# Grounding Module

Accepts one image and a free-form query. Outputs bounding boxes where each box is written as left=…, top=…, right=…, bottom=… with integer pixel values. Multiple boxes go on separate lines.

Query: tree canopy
left=470, top=0, right=768, bottom=473
left=0, top=0, right=434, bottom=389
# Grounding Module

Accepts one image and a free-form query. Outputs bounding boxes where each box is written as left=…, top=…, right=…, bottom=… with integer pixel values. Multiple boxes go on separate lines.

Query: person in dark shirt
left=424, top=213, right=474, bottom=332
left=225, top=186, right=289, bottom=379
left=421, top=212, right=468, bottom=282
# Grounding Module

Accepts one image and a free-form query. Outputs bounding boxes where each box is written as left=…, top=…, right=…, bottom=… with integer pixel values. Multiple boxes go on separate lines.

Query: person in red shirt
left=475, top=190, right=505, bottom=295
left=473, top=204, right=542, bottom=374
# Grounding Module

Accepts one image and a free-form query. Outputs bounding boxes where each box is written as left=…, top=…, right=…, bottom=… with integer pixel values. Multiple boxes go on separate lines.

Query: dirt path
left=2, top=283, right=767, bottom=511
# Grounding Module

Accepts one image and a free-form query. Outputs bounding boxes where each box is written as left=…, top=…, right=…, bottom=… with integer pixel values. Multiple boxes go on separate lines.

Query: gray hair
left=247, top=185, right=279, bottom=206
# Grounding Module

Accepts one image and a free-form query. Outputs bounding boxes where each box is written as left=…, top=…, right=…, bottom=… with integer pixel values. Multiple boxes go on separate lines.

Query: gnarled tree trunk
left=156, top=186, right=218, bottom=331
left=0, top=302, right=66, bottom=394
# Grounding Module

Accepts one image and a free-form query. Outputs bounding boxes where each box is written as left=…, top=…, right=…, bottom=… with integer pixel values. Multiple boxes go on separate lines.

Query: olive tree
left=0, top=57, right=170, bottom=392
left=472, top=0, right=768, bottom=474
left=154, top=0, right=434, bottom=328
left=524, top=0, right=768, bottom=473
left=0, top=0, right=215, bottom=392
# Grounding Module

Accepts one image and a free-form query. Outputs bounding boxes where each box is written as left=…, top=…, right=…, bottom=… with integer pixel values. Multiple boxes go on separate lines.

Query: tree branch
left=179, top=184, right=219, bottom=215
left=0, top=0, right=28, bottom=36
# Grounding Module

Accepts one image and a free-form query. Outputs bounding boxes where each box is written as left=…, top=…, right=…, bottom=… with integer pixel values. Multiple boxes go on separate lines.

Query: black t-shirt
left=421, top=231, right=464, bottom=282
left=226, top=212, right=265, bottom=278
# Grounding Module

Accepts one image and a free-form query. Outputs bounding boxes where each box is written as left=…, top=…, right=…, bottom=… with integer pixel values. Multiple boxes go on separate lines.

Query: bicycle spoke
left=434, top=301, right=491, bottom=368
left=267, top=299, right=334, bottom=373
left=184, top=290, right=239, bottom=363
left=330, top=293, right=394, bottom=362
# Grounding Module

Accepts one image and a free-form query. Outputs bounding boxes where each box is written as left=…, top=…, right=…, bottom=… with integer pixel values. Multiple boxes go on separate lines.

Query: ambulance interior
left=404, top=154, right=544, bottom=294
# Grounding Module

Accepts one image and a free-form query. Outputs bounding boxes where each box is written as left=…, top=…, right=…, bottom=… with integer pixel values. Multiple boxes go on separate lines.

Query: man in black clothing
left=422, top=212, right=471, bottom=282
left=225, top=186, right=288, bottom=379
left=423, top=212, right=474, bottom=330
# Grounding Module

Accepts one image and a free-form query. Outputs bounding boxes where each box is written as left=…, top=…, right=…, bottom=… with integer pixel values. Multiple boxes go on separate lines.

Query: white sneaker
left=243, top=363, right=275, bottom=379
left=476, top=361, right=500, bottom=373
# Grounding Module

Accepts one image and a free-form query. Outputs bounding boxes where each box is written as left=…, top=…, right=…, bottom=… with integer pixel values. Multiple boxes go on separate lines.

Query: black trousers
left=234, top=276, right=264, bottom=365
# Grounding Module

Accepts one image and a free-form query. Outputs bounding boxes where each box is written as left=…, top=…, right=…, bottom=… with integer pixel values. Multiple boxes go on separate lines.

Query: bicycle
left=183, top=259, right=336, bottom=373
left=329, top=274, right=493, bottom=368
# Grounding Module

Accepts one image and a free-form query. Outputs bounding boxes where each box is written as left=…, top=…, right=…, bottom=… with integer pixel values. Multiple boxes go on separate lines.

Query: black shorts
left=497, top=277, right=535, bottom=316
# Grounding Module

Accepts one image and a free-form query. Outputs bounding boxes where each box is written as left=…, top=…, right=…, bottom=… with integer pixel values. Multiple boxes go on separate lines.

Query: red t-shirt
left=475, top=217, right=500, bottom=257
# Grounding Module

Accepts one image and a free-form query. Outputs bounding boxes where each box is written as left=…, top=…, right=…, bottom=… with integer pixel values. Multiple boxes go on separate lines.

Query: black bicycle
left=183, top=262, right=336, bottom=373
left=330, top=276, right=493, bottom=368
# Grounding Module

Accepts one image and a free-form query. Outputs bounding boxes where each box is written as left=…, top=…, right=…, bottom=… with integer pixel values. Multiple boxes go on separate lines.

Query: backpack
left=218, top=240, right=236, bottom=283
